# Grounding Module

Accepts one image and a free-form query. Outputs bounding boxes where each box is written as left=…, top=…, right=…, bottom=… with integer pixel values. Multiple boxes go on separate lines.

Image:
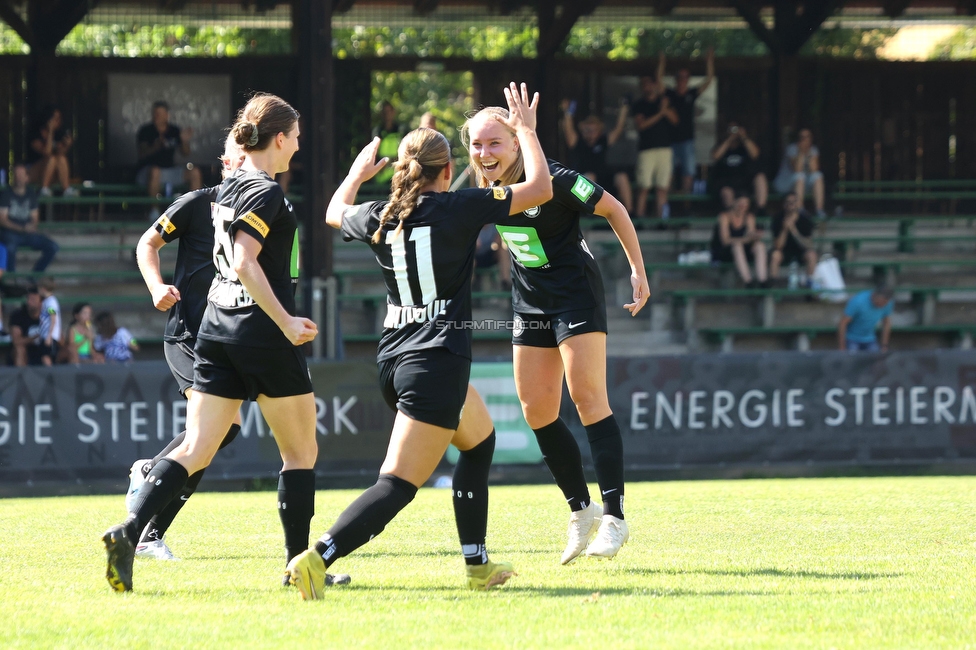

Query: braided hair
left=371, top=128, right=451, bottom=244
left=459, top=107, right=526, bottom=190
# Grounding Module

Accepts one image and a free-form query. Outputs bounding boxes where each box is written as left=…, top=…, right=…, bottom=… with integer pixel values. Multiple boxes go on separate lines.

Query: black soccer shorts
left=377, top=347, right=470, bottom=430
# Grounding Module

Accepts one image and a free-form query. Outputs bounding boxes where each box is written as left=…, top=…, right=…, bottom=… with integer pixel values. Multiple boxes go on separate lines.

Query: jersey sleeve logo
left=492, top=187, right=507, bottom=201
left=240, top=211, right=270, bottom=238
left=571, top=175, right=596, bottom=203
left=156, top=215, right=176, bottom=234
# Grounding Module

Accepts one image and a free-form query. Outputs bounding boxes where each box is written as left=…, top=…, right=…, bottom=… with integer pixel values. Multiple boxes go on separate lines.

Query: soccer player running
left=104, top=93, right=319, bottom=593
left=285, top=82, right=552, bottom=598
left=127, top=133, right=246, bottom=561
left=460, top=103, right=650, bottom=564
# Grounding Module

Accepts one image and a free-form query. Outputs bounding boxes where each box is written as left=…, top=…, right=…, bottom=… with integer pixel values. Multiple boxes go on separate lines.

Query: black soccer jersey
left=341, top=187, right=512, bottom=362
left=153, top=187, right=219, bottom=342
left=198, top=169, right=300, bottom=349
left=496, top=160, right=606, bottom=314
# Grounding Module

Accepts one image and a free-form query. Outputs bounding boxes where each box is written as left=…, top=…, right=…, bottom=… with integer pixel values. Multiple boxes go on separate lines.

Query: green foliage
left=334, top=26, right=537, bottom=60
left=55, top=24, right=291, bottom=57
left=800, top=26, right=898, bottom=59
left=0, top=22, right=29, bottom=54
left=929, top=26, right=976, bottom=60
left=563, top=26, right=767, bottom=59
left=3, top=479, right=976, bottom=648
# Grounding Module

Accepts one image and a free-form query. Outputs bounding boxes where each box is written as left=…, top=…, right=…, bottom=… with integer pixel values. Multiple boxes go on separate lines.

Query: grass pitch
left=1, top=476, right=974, bottom=648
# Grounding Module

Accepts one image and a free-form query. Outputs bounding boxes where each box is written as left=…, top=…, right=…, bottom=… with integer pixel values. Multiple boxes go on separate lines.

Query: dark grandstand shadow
left=623, top=567, right=900, bottom=580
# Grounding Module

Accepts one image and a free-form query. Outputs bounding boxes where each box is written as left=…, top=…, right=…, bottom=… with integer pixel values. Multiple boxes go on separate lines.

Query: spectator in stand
left=64, top=302, right=101, bottom=364
left=710, top=121, right=768, bottom=213
left=770, top=191, right=817, bottom=284
left=710, top=191, right=769, bottom=288
left=631, top=76, right=678, bottom=219
left=838, top=285, right=893, bottom=352
left=37, top=276, right=61, bottom=366
left=94, top=311, right=139, bottom=363
left=9, top=286, right=45, bottom=366
left=419, top=112, right=438, bottom=131
left=774, top=127, right=825, bottom=219
left=560, top=98, right=632, bottom=214
left=27, top=105, right=77, bottom=197
left=473, top=225, right=512, bottom=291
left=0, top=163, right=60, bottom=273
left=135, top=101, right=202, bottom=203
left=371, top=100, right=407, bottom=185
left=658, top=48, right=714, bottom=194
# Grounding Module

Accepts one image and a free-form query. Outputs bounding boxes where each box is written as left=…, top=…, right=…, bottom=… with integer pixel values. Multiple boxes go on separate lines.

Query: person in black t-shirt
left=770, top=191, right=818, bottom=282
left=710, top=121, right=769, bottom=213
left=9, top=287, right=44, bottom=367
left=27, top=105, right=75, bottom=196
left=103, top=94, right=318, bottom=594
left=135, top=100, right=202, bottom=202
left=123, top=133, right=247, bottom=562
left=284, top=83, right=553, bottom=599
left=658, top=48, right=714, bottom=194
left=631, top=76, right=678, bottom=219
left=459, top=99, right=651, bottom=563
left=710, top=192, right=769, bottom=288
left=560, top=98, right=632, bottom=214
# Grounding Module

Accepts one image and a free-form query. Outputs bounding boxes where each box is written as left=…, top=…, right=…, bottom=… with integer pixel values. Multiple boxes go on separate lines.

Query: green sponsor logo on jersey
left=290, top=230, right=300, bottom=278
left=495, top=225, right=549, bottom=268
left=571, top=174, right=595, bottom=203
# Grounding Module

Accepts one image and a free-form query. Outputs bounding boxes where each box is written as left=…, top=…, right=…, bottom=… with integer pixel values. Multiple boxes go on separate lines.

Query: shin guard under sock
left=533, top=418, right=591, bottom=512
left=585, top=415, right=625, bottom=519
left=125, top=458, right=189, bottom=537
left=278, top=469, right=317, bottom=563
left=453, top=431, right=495, bottom=565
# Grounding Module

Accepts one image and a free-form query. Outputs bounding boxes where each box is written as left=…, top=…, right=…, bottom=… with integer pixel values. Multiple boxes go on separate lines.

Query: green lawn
left=1, top=477, right=974, bottom=648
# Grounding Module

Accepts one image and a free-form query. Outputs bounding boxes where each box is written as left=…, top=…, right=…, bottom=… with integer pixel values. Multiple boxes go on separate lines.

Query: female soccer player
left=285, top=82, right=552, bottom=598
left=103, top=93, right=319, bottom=593
left=459, top=104, right=650, bottom=564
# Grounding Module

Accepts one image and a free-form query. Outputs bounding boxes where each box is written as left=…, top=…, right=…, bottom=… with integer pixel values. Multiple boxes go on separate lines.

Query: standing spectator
left=838, top=286, right=894, bottom=352
left=560, top=98, right=632, bottom=214
left=658, top=48, right=714, bottom=194
left=474, top=225, right=512, bottom=291
left=631, top=76, right=677, bottom=219
left=710, top=192, right=769, bottom=288
left=0, top=163, right=60, bottom=273
left=371, top=100, right=407, bottom=185
left=27, top=105, right=77, bottom=197
left=774, top=128, right=825, bottom=218
left=64, top=302, right=101, bottom=364
left=770, top=192, right=817, bottom=283
left=419, top=111, right=438, bottom=131
left=135, top=101, right=202, bottom=203
left=94, top=311, right=139, bottom=363
left=9, top=286, right=45, bottom=366
left=37, top=276, right=61, bottom=366
left=710, top=121, right=768, bottom=213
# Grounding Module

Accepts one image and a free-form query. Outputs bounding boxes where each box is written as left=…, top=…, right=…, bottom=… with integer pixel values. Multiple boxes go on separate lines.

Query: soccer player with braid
left=459, top=102, right=650, bottom=563
left=285, top=82, right=552, bottom=597
left=103, top=93, right=322, bottom=593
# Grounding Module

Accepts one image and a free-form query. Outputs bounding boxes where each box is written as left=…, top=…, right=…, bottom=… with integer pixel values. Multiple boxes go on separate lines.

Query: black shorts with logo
left=512, top=306, right=608, bottom=348
left=164, top=339, right=196, bottom=397
left=378, top=347, right=470, bottom=430
left=193, top=338, right=313, bottom=401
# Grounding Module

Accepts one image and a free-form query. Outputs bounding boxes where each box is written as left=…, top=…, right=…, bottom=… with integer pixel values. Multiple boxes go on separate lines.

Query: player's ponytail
left=460, top=107, right=526, bottom=189
left=371, top=128, right=451, bottom=244
left=231, top=93, right=299, bottom=153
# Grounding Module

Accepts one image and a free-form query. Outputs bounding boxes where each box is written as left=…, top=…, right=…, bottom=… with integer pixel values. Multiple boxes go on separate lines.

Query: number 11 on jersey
left=387, top=226, right=437, bottom=306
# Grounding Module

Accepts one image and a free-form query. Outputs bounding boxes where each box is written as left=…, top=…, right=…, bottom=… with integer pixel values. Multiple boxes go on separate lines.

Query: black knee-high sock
left=278, top=469, right=316, bottom=563
left=148, top=424, right=241, bottom=473
left=141, top=424, right=242, bottom=543
left=533, top=418, right=591, bottom=512
left=585, top=415, right=625, bottom=519
left=453, top=431, right=495, bottom=566
left=124, top=459, right=189, bottom=538
left=314, top=474, right=417, bottom=568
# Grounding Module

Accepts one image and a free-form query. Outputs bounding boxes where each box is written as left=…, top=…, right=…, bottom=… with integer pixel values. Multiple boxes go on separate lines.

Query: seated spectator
left=27, top=105, right=77, bottom=197
left=135, top=101, right=202, bottom=205
left=560, top=98, right=633, bottom=214
left=774, top=127, right=825, bottom=218
left=770, top=191, right=817, bottom=284
left=710, top=122, right=768, bottom=213
left=94, top=311, right=139, bottom=363
left=710, top=192, right=769, bottom=288
left=474, top=225, right=512, bottom=291
left=0, top=163, right=60, bottom=273
left=838, top=285, right=893, bottom=352
left=63, top=302, right=102, bottom=364
left=9, top=286, right=45, bottom=367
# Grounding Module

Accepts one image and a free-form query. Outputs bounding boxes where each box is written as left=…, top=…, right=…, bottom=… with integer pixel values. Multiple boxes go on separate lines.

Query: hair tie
left=246, top=122, right=259, bottom=147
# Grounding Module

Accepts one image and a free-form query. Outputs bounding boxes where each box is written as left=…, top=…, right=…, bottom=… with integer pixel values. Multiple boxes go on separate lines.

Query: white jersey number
left=387, top=226, right=437, bottom=306
left=212, top=203, right=238, bottom=281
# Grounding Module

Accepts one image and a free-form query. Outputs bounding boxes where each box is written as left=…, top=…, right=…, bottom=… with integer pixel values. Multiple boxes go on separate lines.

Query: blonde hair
left=459, top=107, right=525, bottom=189
left=371, top=128, right=451, bottom=244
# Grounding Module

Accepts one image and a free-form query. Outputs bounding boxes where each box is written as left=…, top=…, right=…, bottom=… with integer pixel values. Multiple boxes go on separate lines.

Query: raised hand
left=349, top=137, right=389, bottom=184
left=503, top=82, right=539, bottom=133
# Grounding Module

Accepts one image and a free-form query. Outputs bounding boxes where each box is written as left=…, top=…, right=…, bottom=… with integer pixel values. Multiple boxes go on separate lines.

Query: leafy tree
left=0, top=23, right=29, bottom=54
left=929, top=27, right=976, bottom=60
